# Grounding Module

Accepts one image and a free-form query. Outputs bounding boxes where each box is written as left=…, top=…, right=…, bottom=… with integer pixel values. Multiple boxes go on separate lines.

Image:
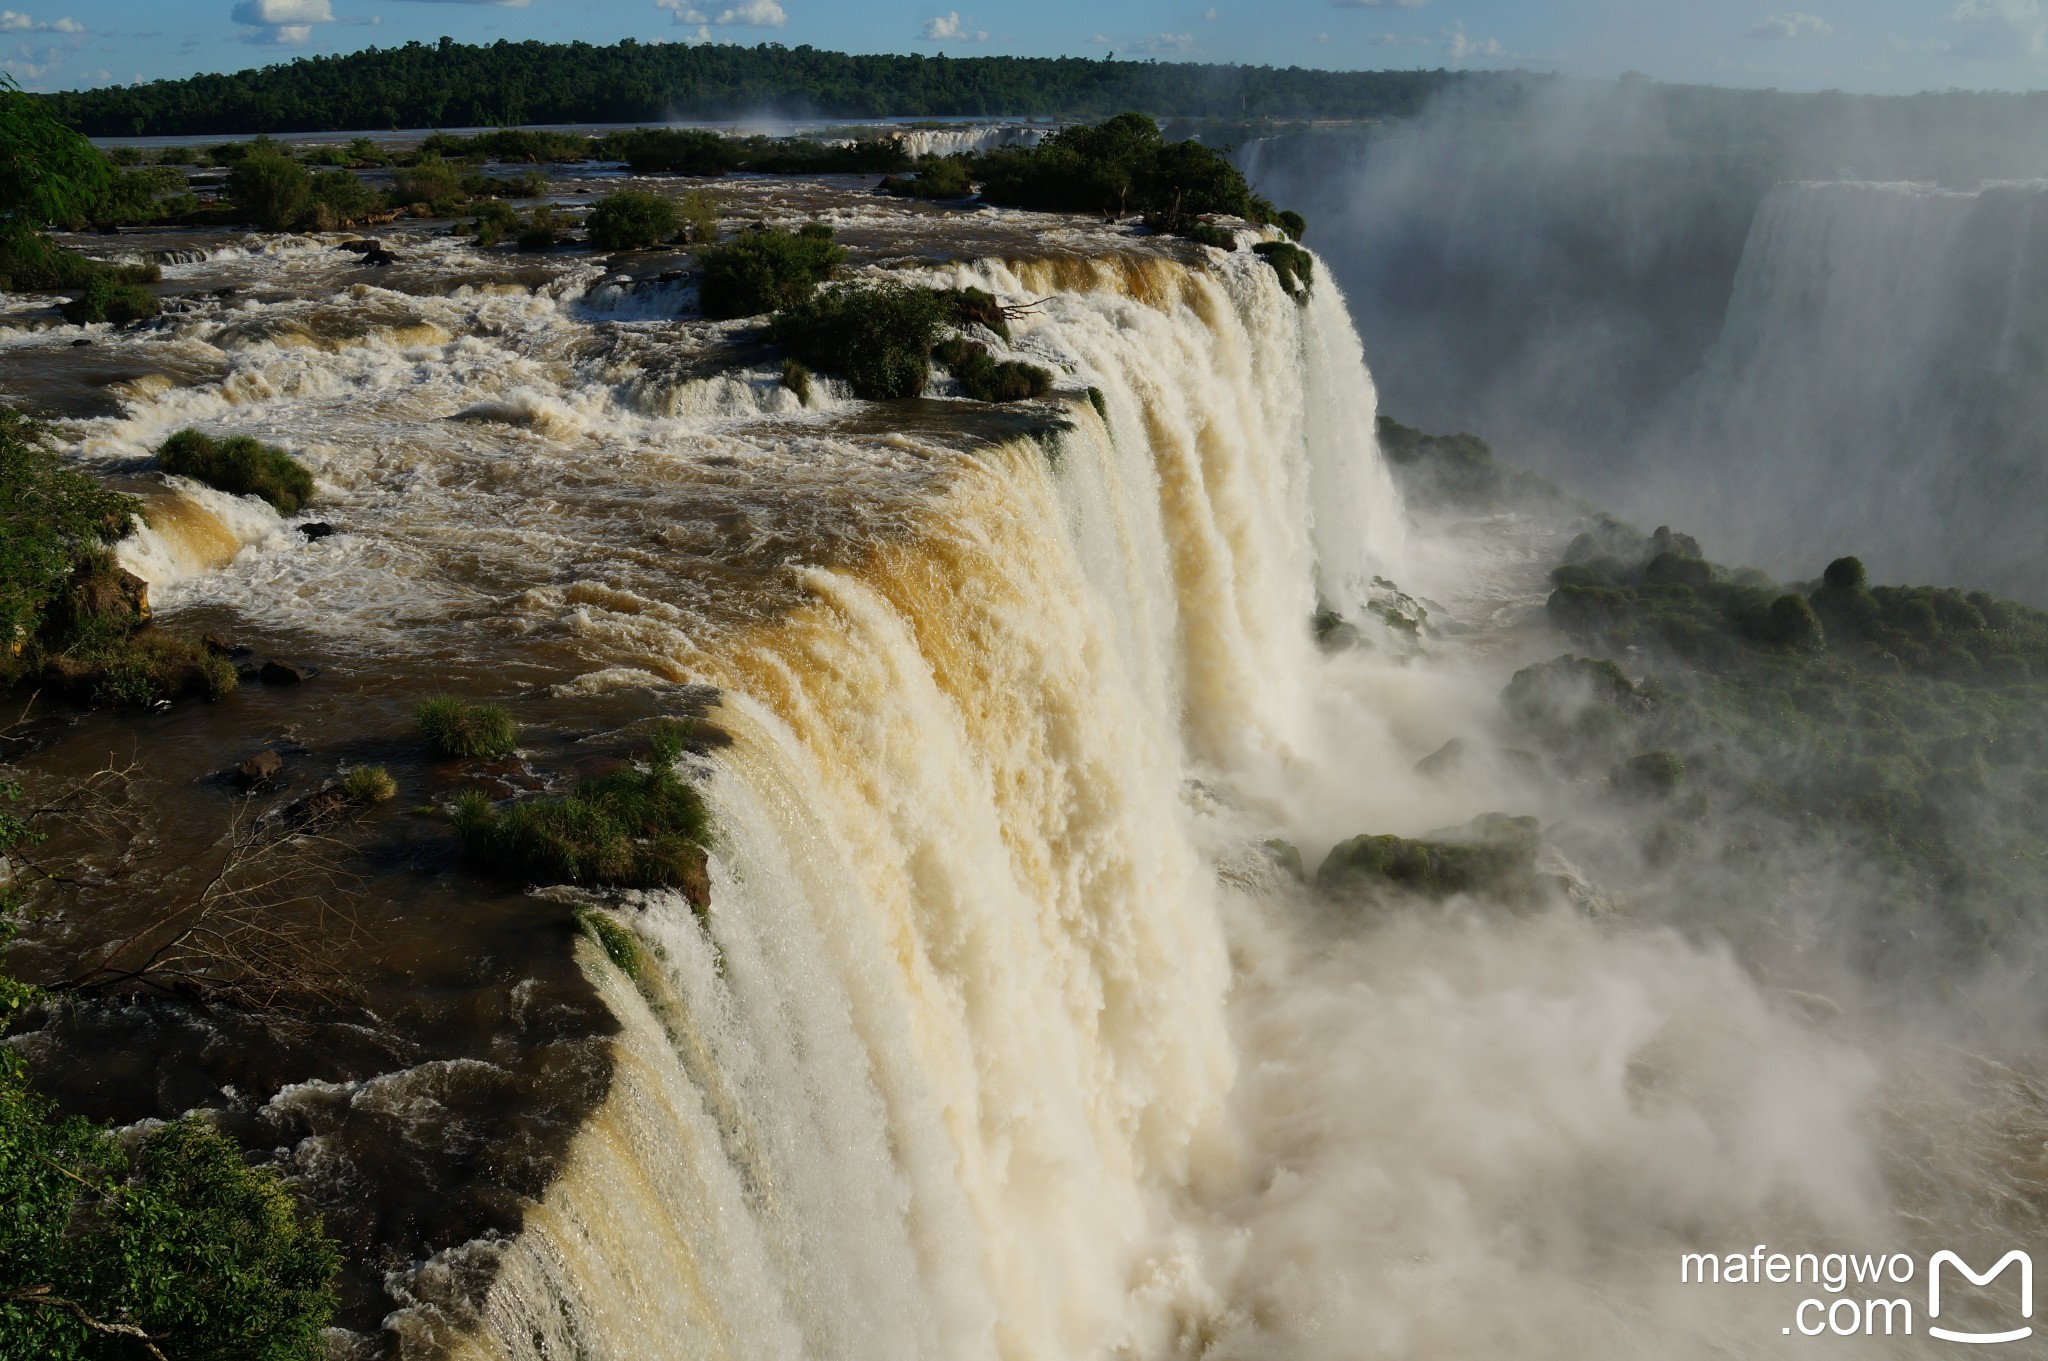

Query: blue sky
left=9, top=1, right=2048, bottom=97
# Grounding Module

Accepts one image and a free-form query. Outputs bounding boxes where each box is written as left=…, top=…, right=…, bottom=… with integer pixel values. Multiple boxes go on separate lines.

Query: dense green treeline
left=39, top=39, right=1488, bottom=137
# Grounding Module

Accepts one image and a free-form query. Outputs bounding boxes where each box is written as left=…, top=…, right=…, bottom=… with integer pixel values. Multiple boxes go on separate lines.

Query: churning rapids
left=3, top=176, right=2043, bottom=1360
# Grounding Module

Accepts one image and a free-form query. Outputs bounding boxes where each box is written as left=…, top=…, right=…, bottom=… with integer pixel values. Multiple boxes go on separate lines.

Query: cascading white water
left=389, top=247, right=1410, bottom=1360
left=895, top=125, right=1048, bottom=159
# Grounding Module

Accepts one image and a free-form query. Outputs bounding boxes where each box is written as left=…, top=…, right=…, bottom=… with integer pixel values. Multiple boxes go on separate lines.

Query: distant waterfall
left=1650, top=179, right=2048, bottom=597
left=389, top=251, right=1408, bottom=1360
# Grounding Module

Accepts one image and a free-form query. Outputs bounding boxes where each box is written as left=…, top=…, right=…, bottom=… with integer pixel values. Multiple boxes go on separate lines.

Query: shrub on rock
left=156, top=429, right=315, bottom=515
left=697, top=223, right=845, bottom=320
left=586, top=190, right=681, bottom=252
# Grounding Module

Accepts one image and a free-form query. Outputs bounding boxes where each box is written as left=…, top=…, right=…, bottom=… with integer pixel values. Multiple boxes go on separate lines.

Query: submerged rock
left=299, top=521, right=339, bottom=541
left=234, top=748, right=283, bottom=786
left=260, top=659, right=316, bottom=685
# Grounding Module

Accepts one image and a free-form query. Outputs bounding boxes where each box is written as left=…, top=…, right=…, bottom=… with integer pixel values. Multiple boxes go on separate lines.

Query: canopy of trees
left=38, top=39, right=1487, bottom=137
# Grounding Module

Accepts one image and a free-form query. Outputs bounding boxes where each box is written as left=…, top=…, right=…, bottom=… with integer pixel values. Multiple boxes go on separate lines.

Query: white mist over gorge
left=3, top=80, right=2048, bottom=1361
left=1238, top=77, right=2048, bottom=603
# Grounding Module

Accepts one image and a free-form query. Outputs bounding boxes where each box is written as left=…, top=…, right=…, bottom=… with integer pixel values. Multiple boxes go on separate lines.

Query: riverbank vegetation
left=2, top=409, right=236, bottom=707
left=0, top=785, right=341, bottom=1359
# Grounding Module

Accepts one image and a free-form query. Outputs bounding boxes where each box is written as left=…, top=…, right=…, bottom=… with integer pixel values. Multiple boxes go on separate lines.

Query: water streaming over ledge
left=364, top=239, right=1408, bottom=1358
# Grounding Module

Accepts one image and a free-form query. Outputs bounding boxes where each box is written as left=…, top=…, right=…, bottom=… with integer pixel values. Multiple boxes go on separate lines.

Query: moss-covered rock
left=1316, top=813, right=1541, bottom=903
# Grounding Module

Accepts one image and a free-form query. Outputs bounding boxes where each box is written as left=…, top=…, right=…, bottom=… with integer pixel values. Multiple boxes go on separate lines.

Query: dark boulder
left=298, top=522, right=338, bottom=541
left=260, top=659, right=316, bottom=685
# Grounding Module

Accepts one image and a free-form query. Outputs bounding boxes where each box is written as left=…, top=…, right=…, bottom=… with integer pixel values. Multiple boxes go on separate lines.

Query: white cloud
left=390, top=0, right=531, bottom=7
left=231, top=0, right=330, bottom=22
left=1367, top=30, right=1425, bottom=45
left=1950, top=0, right=2048, bottom=57
left=1201, top=6, right=1218, bottom=17
left=231, top=0, right=329, bottom=45
left=1133, top=31, right=1193, bottom=53
left=1748, top=11, right=1832, bottom=39
left=922, top=10, right=985, bottom=41
left=711, top=0, right=782, bottom=24
left=0, top=10, right=84, bottom=32
left=1087, top=32, right=1111, bottom=43
left=1440, top=20, right=1501, bottom=59
left=655, top=0, right=708, bottom=19
left=1328, top=0, right=1429, bottom=8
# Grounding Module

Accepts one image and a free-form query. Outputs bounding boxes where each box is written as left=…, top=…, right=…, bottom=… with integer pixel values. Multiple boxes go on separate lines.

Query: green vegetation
left=595, top=127, right=909, bottom=176
left=770, top=283, right=949, bottom=400
left=779, top=358, right=812, bottom=406
left=38, top=41, right=1481, bottom=137
left=1277, top=209, right=1306, bottom=241
left=1316, top=813, right=1541, bottom=903
left=1, top=407, right=137, bottom=659
left=881, top=158, right=974, bottom=200
left=1515, top=514, right=2048, bottom=955
left=155, top=430, right=315, bottom=515
left=972, top=113, right=1292, bottom=232
left=1, top=409, right=229, bottom=706
left=1251, top=240, right=1313, bottom=297
left=453, top=722, right=712, bottom=897
left=586, top=190, right=680, bottom=252
left=340, top=765, right=398, bottom=803
left=696, top=223, right=846, bottom=320
left=59, top=274, right=160, bottom=327
left=770, top=282, right=1051, bottom=402
left=306, top=168, right=378, bottom=228
left=576, top=908, right=641, bottom=978
left=0, top=75, right=165, bottom=296
left=516, top=203, right=567, bottom=252
left=1374, top=416, right=1565, bottom=510
left=0, top=786, right=339, bottom=1359
left=416, top=696, right=518, bottom=759
left=225, top=139, right=310, bottom=229
left=388, top=152, right=461, bottom=207
left=932, top=336, right=1054, bottom=403
left=2, top=74, right=108, bottom=235
left=678, top=188, right=719, bottom=245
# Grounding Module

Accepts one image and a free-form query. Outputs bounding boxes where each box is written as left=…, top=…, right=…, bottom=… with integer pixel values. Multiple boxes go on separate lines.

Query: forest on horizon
left=39, top=40, right=1500, bottom=138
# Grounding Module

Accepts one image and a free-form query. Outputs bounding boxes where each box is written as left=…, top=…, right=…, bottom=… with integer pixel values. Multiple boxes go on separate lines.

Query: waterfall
left=1649, top=179, right=2048, bottom=598
left=377, top=249, right=1409, bottom=1359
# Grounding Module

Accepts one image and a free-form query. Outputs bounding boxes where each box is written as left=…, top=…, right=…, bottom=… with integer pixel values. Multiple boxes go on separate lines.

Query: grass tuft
left=341, top=765, right=398, bottom=803
left=417, top=696, right=519, bottom=759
